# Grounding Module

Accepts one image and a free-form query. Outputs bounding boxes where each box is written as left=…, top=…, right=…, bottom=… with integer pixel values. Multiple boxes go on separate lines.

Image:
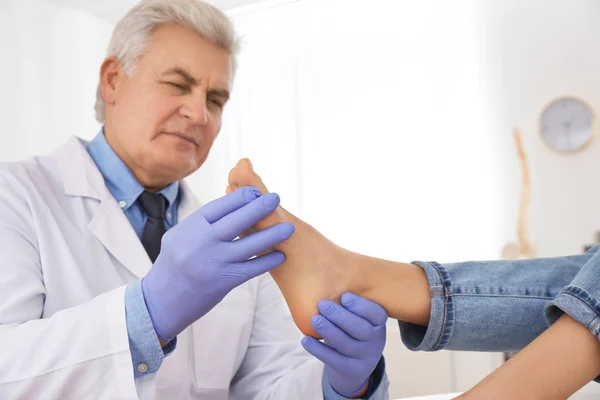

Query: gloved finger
left=228, top=251, right=285, bottom=282
left=311, top=315, right=367, bottom=358
left=301, top=336, right=347, bottom=370
left=201, top=187, right=261, bottom=224
left=226, top=222, right=294, bottom=260
left=340, top=292, right=388, bottom=327
left=225, top=186, right=249, bottom=236
left=212, top=193, right=282, bottom=241
left=317, top=300, right=377, bottom=342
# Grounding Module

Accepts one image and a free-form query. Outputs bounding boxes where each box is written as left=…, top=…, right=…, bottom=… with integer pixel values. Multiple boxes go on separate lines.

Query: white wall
left=472, top=0, right=600, bottom=258
left=0, top=0, right=111, bottom=161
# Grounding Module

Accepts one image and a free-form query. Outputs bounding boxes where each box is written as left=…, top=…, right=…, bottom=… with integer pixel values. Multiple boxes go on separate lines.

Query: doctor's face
left=99, top=23, right=233, bottom=190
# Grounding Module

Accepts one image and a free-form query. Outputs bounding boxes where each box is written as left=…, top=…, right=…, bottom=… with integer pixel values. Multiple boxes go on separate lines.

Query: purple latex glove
left=301, top=293, right=387, bottom=397
left=142, top=186, right=294, bottom=341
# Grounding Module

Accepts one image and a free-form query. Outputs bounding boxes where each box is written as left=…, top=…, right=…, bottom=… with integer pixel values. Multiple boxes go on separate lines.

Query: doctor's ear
left=99, top=57, right=124, bottom=106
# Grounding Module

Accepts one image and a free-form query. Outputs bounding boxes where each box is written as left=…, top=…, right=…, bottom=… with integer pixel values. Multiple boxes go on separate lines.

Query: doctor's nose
left=180, top=96, right=208, bottom=126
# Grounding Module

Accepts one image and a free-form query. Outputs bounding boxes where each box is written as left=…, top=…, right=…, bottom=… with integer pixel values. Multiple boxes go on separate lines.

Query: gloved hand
left=301, top=293, right=387, bottom=398
left=142, top=186, right=294, bottom=341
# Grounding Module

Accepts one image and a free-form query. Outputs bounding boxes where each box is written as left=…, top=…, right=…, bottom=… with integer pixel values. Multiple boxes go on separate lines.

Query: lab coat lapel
left=178, top=180, right=201, bottom=221
left=87, top=192, right=152, bottom=278
left=56, top=136, right=152, bottom=278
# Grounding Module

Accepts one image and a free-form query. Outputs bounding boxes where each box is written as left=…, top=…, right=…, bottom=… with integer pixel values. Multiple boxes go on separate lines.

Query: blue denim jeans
left=399, top=244, right=600, bottom=352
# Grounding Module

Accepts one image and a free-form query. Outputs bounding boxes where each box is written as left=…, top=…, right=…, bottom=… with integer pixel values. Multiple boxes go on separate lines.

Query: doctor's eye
left=208, top=97, right=224, bottom=110
left=166, top=82, right=190, bottom=93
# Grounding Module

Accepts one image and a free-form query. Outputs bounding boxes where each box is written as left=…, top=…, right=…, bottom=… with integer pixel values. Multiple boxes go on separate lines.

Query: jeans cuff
left=545, top=286, right=600, bottom=337
left=398, top=261, right=453, bottom=351
left=546, top=286, right=600, bottom=384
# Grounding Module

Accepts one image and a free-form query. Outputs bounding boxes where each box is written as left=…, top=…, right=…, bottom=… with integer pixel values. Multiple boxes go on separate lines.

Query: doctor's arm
left=124, top=188, right=295, bottom=380
left=0, top=184, right=292, bottom=399
left=0, top=175, right=139, bottom=399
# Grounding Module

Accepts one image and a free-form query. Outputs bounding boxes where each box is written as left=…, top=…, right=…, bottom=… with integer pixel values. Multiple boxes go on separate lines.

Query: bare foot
left=226, top=159, right=359, bottom=338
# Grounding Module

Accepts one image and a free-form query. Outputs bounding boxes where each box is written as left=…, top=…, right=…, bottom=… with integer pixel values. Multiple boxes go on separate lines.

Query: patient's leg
left=226, top=159, right=431, bottom=337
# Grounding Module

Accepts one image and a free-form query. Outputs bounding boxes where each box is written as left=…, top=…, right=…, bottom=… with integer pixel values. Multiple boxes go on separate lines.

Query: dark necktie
left=138, top=191, right=167, bottom=263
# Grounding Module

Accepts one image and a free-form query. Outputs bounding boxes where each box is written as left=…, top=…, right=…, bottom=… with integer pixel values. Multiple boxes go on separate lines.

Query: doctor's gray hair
left=94, top=0, right=240, bottom=123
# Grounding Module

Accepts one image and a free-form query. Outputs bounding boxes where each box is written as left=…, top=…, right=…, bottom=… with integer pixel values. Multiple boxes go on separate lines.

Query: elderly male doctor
left=0, top=0, right=390, bottom=399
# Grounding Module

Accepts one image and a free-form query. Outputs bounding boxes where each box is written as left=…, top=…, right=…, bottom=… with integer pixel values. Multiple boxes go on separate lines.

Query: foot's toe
left=227, top=167, right=241, bottom=190
left=228, top=158, right=253, bottom=189
left=229, top=158, right=270, bottom=195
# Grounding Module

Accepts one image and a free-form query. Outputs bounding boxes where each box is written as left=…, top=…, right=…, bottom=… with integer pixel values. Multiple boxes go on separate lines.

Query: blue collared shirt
left=87, top=131, right=180, bottom=238
left=86, top=129, right=388, bottom=398
left=87, top=130, right=178, bottom=378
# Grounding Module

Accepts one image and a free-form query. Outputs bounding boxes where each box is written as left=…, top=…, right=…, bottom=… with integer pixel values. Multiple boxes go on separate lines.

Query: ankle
left=348, top=255, right=431, bottom=325
left=345, top=252, right=376, bottom=297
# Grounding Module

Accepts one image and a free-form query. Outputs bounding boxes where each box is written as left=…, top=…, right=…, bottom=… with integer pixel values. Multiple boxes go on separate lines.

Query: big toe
left=228, top=158, right=252, bottom=188
left=229, top=158, right=269, bottom=195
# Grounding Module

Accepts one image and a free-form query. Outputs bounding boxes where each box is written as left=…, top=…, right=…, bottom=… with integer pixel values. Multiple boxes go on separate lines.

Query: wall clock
left=540, top=96, right=595, bottom=153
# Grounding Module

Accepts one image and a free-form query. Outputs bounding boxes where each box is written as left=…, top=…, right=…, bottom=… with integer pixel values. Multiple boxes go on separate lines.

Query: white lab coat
left=0, top=137, right=325, bottom=400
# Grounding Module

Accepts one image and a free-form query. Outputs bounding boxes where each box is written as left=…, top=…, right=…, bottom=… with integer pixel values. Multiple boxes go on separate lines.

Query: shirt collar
left=86, top=128, right=180, bottom=210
